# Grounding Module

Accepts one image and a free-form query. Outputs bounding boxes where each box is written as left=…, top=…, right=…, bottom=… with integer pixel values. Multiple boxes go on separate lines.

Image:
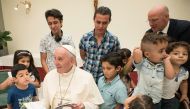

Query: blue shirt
left=133, top=58, right=164, bottom=103
left=79, top=30, right=120, bottom=80
left=7, top=84, right=37, bottom=109
left=98, top=75, right=128, bottom=109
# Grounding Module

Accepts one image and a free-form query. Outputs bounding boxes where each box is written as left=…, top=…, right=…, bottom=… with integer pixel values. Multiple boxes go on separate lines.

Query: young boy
left=132, top=33, right=175, bottom=109
left=98, top=52, right=128, bottom=109
left=7, top=64, right=38, bottom=109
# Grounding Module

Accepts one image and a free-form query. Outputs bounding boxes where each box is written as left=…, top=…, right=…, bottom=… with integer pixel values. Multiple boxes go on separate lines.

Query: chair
left=175, top=92, right=190, bottom=109
left=0, top=70, right=10, bottom=108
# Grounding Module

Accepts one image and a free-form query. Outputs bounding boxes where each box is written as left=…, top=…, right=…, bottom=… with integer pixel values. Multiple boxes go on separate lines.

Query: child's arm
left=114, top=103, right=123, bottom=109
left=132, top=47, right=143, bottom=64
left=7, top=104, right=12, bottom=109
left=125, top=56, right=134, bottom=73
left=163, top=55, right=175, bottom=79
left=29, top=79, right=41, bottom=88
left=179, top=80, right=189, bottom=103
left=0, top=77, right=14, bottom=90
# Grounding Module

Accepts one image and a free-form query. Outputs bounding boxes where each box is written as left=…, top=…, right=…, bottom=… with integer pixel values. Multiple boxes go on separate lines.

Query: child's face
left=18, top=57, right=30, bottom=68
left=169, top=46, right=188, bottom=66
left=145, top=42, right=168, bottom=63
left=102, top=62, right=120, bottom=82
left=15, top=69, right=30, bottom=86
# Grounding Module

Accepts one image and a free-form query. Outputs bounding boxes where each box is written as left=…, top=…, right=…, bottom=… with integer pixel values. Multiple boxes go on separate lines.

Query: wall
left=0, top=0, right=4, bottom=31
left=1, top=0, right=190, bottom=54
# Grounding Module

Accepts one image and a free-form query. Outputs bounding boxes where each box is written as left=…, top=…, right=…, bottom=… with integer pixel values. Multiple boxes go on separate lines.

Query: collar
left=59, top=65, right=76, bottom=77
left=103, top=74, right=120, bottom=85
left=162, top=20, right=170, bottom=34
left=144, top=58, right=162, bottom=66
left=50, top=30, right=63, bottom=37
left=90, top=29, right=108, bottom=40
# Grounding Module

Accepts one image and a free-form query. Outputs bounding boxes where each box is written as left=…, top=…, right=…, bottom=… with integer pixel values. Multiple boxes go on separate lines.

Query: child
left=161, top=41, right=190, bottom=109
left=117, top=48, right=136, bottom=92
left=124, top=95, right=154, bottom=109
left=13, top=50, right=40, bottom=88
left=7, top=64, right=38, bottom=109
left=98, top=52, right=128, bottom=109
left=132, top=33, right=175, bottom=109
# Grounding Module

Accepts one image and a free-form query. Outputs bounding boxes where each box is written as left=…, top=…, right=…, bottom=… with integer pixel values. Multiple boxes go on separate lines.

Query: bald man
left=147, top=4, right=190, bottom=109
left=147, top=4, right=190, bottom=43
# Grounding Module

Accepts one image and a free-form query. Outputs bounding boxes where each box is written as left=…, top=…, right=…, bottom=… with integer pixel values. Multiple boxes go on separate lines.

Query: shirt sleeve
left=83, top=74, right=104, bottom=108
left=39, top=37, right=47, bottom=53
left=183, top=71, right=189, bottom=80
left=42, top=78, right=51, bottom=109
left=79, top=36, right=86, bottom=51
left=113, top=37, right=120, bottom=51
left=115, top=85, right=128, bottom=104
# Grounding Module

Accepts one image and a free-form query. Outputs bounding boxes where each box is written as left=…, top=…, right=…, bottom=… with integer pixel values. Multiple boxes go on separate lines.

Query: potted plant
left=0, top=31, right=13, bottom=56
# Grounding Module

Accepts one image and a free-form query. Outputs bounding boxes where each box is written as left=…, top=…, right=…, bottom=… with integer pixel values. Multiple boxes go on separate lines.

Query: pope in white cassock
left=43, top=45, right=104, bottom=109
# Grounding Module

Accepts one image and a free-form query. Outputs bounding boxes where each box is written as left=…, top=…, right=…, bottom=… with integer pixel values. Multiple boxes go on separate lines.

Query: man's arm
left=40, top=52, right=49, bottom=74
left=80, top=49, right=86, bottom=60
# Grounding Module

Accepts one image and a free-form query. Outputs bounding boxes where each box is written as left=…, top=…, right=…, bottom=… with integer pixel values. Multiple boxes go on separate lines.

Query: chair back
left=0, top=70, right=9, bottom=108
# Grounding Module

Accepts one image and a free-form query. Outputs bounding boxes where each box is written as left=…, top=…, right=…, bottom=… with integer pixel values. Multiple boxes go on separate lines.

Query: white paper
left=24, top=101, right=46, bottom=109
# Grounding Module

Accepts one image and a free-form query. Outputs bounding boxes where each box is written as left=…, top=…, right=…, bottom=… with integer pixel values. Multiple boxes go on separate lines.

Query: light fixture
left=14, top=0, right=32, bottom=14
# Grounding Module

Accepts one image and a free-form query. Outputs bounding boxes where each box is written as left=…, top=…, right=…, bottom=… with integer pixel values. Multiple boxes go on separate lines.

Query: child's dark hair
left=101, top=52, right=125, bottom=68
left=129, top=95, right=154, bottom=109
left=141, top=32, right=168, bottom=52
left=117, top=48, right=131, bottom=59
left=13, top=50, right=40, bottom=82
left=11, top=64, right=27, bottom=77
left=166, top=41, right=190, bottom=60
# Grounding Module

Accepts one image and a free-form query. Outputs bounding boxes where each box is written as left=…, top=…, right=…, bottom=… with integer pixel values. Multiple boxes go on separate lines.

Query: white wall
left=1, top=0, right=190, bottom=54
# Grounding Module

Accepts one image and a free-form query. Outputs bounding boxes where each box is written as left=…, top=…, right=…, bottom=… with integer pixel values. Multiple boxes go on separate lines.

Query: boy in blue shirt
left=98, top=52, right=128, bottom=109
left=7, top=64, right=38, bottom=109
left=132, top=33, right=175, bottom=109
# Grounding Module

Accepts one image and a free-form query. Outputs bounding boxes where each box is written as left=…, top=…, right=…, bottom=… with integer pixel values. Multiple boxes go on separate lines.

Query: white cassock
left=43, top=65, right=104, bottom=109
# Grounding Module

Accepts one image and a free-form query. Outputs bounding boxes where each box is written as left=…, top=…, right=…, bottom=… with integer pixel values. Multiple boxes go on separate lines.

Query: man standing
left=40, top=9, right=74, bottom=74
left=43, top=45, right=103, bottom=109
left=79, top=6, right=120, bottom=83
left=147, top=4, right=190, bottom=102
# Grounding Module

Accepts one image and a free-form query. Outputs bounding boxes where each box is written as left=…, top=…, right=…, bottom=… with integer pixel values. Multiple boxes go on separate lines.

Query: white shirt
left=162, top=67, right=189, bottom=99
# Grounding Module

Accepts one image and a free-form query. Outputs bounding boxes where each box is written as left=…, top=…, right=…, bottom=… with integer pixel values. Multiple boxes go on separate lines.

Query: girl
left=117, top=48, right=136, bottom=92
left=98, top=52, right=128, bottom=109
left=161, top=41, right=190, bottom=109
left=13, top=50, right=41, bottom=88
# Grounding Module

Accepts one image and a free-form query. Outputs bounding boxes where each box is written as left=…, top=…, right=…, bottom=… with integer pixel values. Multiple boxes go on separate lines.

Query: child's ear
left=116, top=66, right=122, bottom=72
left=14, top=77, right=18, bottom=83
left=144, top=51, right=150, bottom=58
